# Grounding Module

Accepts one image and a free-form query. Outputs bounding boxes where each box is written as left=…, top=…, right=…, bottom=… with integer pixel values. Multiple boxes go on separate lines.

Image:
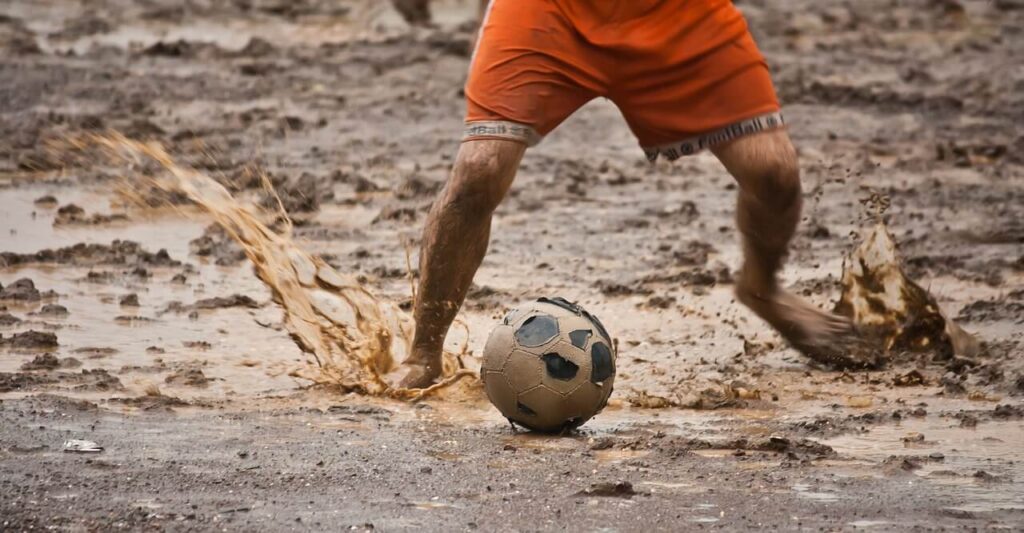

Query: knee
left=743, top=143, right=801, bottom=209
left=440, top=149, right=509, bottom=217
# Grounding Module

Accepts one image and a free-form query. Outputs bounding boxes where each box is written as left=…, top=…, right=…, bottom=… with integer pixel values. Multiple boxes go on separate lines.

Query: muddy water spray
left=86, top=133, right=976, bottom=399
left=836, top=223, right=978, bottom=359
left=95, top=133, right=473, bottom=399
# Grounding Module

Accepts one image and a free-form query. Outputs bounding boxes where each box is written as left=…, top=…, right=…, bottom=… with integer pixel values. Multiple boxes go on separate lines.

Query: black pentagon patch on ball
left=514, top=314, right=559, bottom=347
left=537, top=296, right=582, bottom=315
left=590, top=342, right=614, bottom=384
left=541, top=353, right=579, bottom=381
left=568, top=329, right=591, bottom=350
left=581, top=309, right=612, bottom=346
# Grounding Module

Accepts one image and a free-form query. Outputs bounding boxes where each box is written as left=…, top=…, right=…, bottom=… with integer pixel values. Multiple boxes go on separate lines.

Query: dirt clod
left=35, top=304, right=68, bottom=317
left=165, top=369, right=213, bottom=387
left=0, top=240, right=180, bottom=268
left=20, top=353, right=80, bottom=371
left=0, top=330, right=58, bottom=349
left=576, top=481, right=641, bottom=498
left=193, top=294, right=259, bottom=310
left=0, top=278, right=41, bottom=301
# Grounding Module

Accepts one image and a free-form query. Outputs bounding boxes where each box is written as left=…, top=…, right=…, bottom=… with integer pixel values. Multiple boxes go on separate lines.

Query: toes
left=793, top=331, right=883, bottom=369
left=822, top=315, right=855, bottom=335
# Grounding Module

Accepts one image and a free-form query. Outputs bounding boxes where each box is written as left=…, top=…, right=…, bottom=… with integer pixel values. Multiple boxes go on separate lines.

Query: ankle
left=407, top=341, right=443, bottom=366
left=736, top=268, right=778, bottom=300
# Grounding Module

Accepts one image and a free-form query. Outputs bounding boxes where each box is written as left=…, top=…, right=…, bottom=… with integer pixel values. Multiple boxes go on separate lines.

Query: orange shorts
left=464, top=0, right=783, bottom=160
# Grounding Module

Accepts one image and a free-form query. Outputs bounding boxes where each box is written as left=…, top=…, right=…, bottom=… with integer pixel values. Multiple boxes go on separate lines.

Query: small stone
left=36, top=304, right=68, bottom=317
left=20, top=353, right=60, bottom=370
left=0, top=278, right=41, bottom=301
left=959, top=415, right=979, bottom=428
left=902, top=432, right=925, bottom=443
left=0, top=330, right=59, bottom=349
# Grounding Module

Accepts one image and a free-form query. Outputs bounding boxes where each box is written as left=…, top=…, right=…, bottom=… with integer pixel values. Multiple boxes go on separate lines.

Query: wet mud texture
left=1, top=0, right=1023, bottom=530
left=3, top=394, right=1024, bottom=531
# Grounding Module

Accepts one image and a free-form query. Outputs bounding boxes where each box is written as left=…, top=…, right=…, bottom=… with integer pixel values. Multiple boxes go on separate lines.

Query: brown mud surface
left=1, top=0, right=1023, bottom=530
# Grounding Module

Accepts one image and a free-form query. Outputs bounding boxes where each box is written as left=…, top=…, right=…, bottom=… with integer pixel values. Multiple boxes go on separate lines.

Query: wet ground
left=1, top=0, right=1023, bottom=530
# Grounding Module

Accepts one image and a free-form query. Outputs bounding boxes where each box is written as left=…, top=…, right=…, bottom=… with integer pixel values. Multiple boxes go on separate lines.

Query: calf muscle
left=401, top=140, right=524, bottom=387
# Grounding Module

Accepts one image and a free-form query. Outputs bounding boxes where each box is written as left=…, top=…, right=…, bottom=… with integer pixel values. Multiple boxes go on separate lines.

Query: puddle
left=0, top=185, right=195, bottom=257
left=594, top=448, right=651, bottom=464
left=0, top=186, right=303, bottom=400
left=692, top=449, right=734, bottom=459
left=427, top=450, right=462, bottom=462
left=638, top=481, right=694, bottom=490
left=411, top=500, right=458, bottom=510
left=792, top=483, right=840, bottom=503
left=824, top=417, right=1024, bottom=513
left=502, top=433, right=580, bottom=452
left=847, top=520, right=892, bottom=529
left=688, top=503, right=721, bottom=523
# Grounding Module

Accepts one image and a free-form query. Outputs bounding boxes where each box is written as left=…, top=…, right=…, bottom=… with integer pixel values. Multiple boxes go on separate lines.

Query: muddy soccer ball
left=481, top=297, right=616, bottom=432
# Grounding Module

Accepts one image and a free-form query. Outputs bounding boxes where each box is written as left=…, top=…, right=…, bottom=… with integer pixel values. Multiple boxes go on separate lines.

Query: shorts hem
left=463, top=121, right=543, bottom=147
left=642, top=112, right=785, bottom=162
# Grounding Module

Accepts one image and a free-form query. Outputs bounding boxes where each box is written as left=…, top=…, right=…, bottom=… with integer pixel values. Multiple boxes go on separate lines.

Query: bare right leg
left=712, top=129, right=878, bottom=368
left=399, top=139, right=525, bottom=388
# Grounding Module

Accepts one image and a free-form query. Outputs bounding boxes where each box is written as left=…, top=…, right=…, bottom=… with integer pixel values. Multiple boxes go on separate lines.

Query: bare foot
left=736, top=285, right=882, bottom=368
left=395, top=350, right=442, bottom=389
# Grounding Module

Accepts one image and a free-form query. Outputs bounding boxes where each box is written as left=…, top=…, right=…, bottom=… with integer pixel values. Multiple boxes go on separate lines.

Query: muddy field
left=1, top=0, right=1023, bottom=530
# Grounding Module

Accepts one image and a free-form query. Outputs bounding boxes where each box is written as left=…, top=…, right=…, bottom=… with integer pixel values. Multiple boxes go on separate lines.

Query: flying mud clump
left=95, top=133, right=472, bottom=400
left=836, top=223, right=979, bottom=363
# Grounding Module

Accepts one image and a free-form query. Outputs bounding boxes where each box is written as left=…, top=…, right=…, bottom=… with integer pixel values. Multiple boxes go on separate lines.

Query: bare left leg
left=712, top=129, right=874, bottom=367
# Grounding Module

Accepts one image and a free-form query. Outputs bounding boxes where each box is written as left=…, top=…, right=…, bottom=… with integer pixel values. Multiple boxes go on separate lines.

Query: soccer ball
left=481, top=297, right=616, bottom=432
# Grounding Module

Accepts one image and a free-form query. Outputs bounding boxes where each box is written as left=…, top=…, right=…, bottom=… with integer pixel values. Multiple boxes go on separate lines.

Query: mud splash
left=837, top=223, right=979, bottom=359
left=94, top=133, right=472, bottom=400
left=79, top=133, right=978, bottom=401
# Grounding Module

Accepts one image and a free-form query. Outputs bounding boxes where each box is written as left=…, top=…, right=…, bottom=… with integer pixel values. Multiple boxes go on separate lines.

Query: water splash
left=94, top=133, right=473, bottom=400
